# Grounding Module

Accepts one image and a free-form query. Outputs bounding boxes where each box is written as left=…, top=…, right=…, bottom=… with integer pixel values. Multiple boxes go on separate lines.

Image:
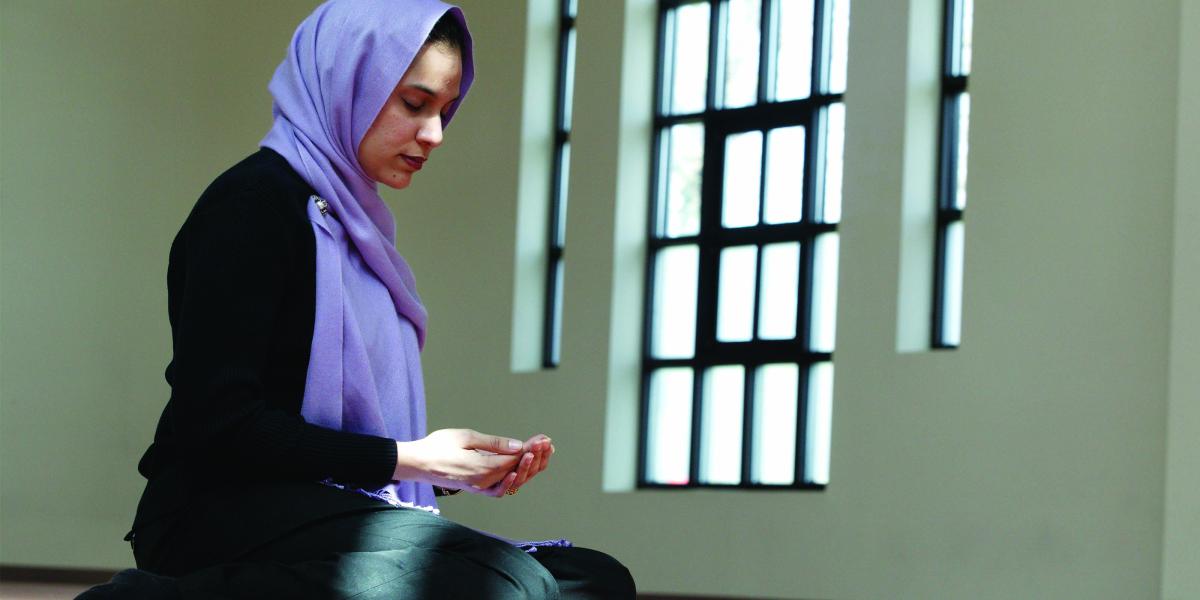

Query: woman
left=96, top=1, right=634, bottom=597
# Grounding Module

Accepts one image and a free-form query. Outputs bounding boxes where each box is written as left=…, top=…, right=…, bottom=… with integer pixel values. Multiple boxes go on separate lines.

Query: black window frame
left=543, top=0, right=578, bottom=368
left=932, top=0, right=970, bottom=349
left=637, top=0, right=847, bottom=491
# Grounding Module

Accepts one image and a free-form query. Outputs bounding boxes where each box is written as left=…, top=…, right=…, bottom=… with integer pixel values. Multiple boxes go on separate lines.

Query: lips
left=401, top=155, right=426, bottom=171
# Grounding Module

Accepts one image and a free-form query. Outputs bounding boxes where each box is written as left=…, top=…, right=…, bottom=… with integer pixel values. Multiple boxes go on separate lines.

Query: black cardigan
left=131, top=149, right=400, bottom=555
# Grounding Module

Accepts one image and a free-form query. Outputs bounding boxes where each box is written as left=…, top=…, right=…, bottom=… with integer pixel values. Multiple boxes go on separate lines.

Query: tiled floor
left=0, top=580, right=92, bottom=599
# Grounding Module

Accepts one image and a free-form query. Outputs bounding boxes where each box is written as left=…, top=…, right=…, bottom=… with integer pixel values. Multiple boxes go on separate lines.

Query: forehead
left=399, top=43, right=462, bottom=96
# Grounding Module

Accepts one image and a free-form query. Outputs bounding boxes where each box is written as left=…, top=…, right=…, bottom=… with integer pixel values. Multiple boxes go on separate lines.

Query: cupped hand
left=394, top=428, right=524, bottom=496
left=507, top=433, right=555, bottom=493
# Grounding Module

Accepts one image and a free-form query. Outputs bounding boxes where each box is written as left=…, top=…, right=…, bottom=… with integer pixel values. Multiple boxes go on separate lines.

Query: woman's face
left=357, top=42, right=463, bottom=190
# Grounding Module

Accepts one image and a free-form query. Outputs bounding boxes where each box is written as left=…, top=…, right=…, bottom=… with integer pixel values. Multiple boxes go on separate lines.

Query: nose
left=416, top=115, right=445, bottom=148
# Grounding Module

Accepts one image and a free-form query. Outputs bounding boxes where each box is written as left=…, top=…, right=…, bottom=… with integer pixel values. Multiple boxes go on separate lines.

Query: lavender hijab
left=260, top=0, right=474, bottom=512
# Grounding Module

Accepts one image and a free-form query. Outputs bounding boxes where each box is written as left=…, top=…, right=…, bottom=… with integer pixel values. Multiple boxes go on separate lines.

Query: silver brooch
left=311, top=195, right=330, bottom=216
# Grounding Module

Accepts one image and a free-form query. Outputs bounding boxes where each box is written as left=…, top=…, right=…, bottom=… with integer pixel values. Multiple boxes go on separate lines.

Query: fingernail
left=507, top=440, right=522, bottom=451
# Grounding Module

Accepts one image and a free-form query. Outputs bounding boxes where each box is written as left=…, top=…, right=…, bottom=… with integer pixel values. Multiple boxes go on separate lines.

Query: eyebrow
left=403, top=83, right=458, bottom=104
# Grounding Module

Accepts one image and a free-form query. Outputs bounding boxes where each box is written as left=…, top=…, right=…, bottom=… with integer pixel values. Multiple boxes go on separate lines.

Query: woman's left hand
left=505, top=434, right=554, bottom=495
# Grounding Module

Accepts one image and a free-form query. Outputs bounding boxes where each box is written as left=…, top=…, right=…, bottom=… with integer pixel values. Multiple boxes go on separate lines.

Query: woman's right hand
left=393, top=429, right=524, bottom=497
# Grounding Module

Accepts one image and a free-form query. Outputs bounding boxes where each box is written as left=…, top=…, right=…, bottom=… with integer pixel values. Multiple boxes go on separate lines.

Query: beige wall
left=1, top=1, right=1195, bottom=599
left=1163, top=0, right=1200, bottom=598
left=0, top=0, right=318, bottom=567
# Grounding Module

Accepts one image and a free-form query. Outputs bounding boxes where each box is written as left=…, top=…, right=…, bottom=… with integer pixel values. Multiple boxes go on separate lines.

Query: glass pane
left=752, top=363, right=798, bottom=484
left=659, top=122, right=704, bottom=238
left=953, top=0, right=974, bottom=76
left=722, top=131, right=763, bottom=228
left=805, top=362, right=834, bottom=485
left=774, top=0, right=814, bottom=101
left=651, top=245, right=699, bottom=358
left=555, top=141, right=570, bottom=246
left=764, top=125, right=805, bottom=224
left=723, top=0, right=761, bottom=108
left=940, top=221, right=965, bottom=346
left=820, top=103, right=845, bottom=223
left=825, top=0, right=850, bottom=94
left=717, top=245, right=758, bottom=342
left=758, top=242, right=800, bottom=340
left=565, top=0, right=577, bottom=19
left=561, top=28, right=576, bottom=128
left=646, top=367, right=695, bottom=485
left=549, top=258, right=564, bottom=362
left=810, top=233, right=839, bottom=352
left=954, top=93, right=970, bottom=209
left=665, top=2, right=711, bottom=115
left=700, top=365, right=745, bottom=484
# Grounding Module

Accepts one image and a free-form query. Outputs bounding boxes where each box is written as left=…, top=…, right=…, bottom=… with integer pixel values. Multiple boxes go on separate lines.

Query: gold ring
left=505, top=488, right=518, bottom=496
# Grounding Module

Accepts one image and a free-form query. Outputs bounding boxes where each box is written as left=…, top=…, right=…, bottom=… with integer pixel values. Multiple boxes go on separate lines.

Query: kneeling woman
left=122, top=1, right=634, bottom=597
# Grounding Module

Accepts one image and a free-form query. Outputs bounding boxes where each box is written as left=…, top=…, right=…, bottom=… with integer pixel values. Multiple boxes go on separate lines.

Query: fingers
left=529, top=437, right=552, bottom=475
left=476, top=452, right=521, bottom=473
left=511, top=452, right=534, bottom=490
left=464, top=430, right=524, bottom=455
left=508, top=438, right=554, bottom=494
left=481, top=470, right=518, bottom=498
left=527, top=440, right=546, bottom=478
left=521, top=433, right=550, bottom=453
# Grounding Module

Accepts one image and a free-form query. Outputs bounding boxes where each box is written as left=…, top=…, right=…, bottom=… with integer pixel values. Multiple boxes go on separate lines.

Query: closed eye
left=401, top=83, right=458, bottom=117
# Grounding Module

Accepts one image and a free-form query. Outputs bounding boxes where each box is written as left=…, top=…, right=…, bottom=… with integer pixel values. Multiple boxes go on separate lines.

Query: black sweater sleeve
left=155, top=182, right=397, bottom=486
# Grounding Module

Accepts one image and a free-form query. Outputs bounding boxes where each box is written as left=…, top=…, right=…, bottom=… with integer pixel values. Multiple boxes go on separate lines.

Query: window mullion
left=690, top=119, right=725, bottom=484
left=793, top=364, right=811, bottom=485
left=757, top=0, right=775, bottom=103
left=707, top=0, right=723, bottom=111
left=811, top=0, right=830, bottom=93
left=741, top=365, right=757, bottom=484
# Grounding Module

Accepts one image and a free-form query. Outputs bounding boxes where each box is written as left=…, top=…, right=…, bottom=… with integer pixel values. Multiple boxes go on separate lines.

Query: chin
left=379, top=171, right=413, bottom=190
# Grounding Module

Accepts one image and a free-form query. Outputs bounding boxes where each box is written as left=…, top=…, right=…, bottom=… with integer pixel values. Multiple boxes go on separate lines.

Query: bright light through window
left=641, top=0, right=849, bottom=489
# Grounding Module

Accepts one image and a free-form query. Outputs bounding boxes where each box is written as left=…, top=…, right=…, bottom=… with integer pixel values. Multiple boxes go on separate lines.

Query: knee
left=538, top=546, right=636, bottom=599
left=434, top=537, right=559, bottom=599
left=461, top=555, right=559, bottom=599
left=581, top=548, right=636, bottom=599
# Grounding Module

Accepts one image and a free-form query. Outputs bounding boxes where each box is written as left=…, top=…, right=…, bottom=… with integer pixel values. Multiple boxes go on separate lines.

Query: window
left=543, top=0, right=577, bottom=368
left=639, top=0, right=849, bottom=489
left=933, top=0, right=972, bottom=348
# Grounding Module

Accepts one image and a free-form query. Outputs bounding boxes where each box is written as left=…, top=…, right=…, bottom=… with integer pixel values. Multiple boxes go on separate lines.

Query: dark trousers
left=136, top=507, right=634, bottom=599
